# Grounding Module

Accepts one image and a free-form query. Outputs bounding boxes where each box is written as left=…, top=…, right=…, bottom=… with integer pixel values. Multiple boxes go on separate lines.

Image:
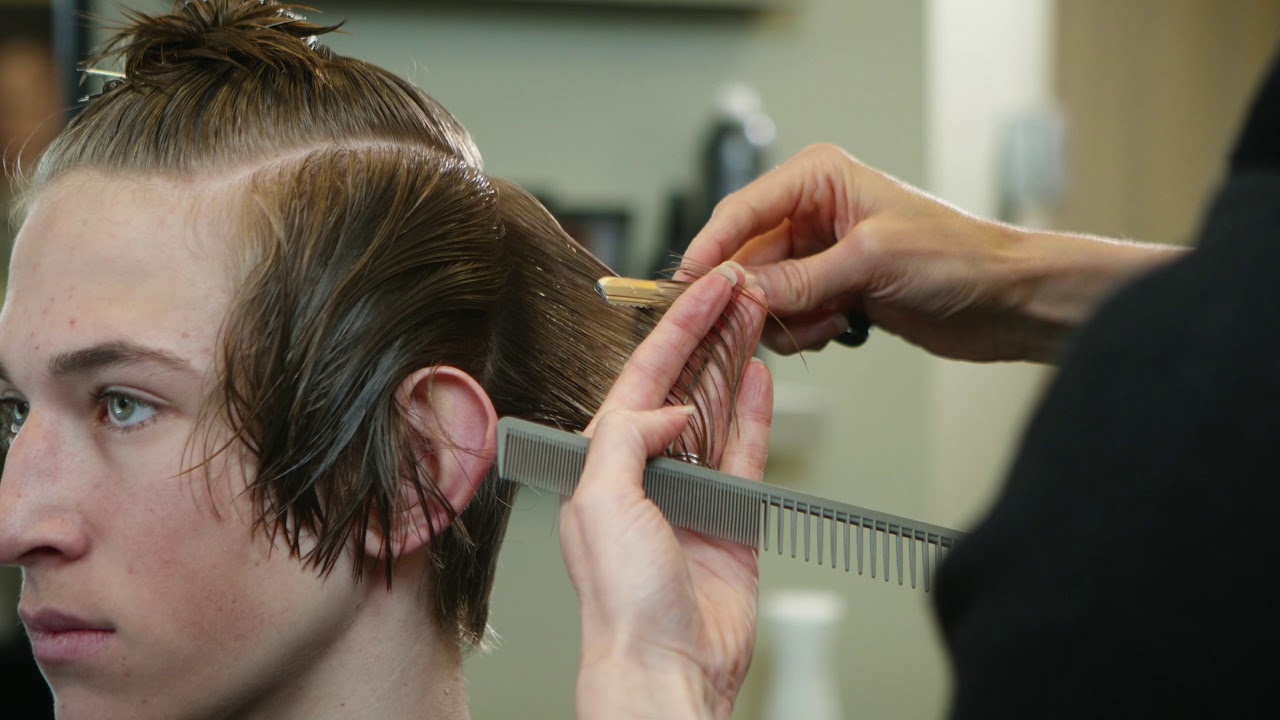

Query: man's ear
left=363, top=366, right=497, bottom=560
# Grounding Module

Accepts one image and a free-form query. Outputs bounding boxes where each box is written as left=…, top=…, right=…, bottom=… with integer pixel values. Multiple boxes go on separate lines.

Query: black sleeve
left=932, top=49, right=1280, bottom=719
left=0, top=631, right=54, bottom=718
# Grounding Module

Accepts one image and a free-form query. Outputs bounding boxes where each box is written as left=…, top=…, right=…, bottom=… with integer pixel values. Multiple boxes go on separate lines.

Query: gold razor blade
left=594, top=276, right=682, bottom=309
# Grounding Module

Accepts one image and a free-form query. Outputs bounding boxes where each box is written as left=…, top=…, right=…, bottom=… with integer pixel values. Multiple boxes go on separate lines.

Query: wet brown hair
left=23, top=0, right=752, bottom=649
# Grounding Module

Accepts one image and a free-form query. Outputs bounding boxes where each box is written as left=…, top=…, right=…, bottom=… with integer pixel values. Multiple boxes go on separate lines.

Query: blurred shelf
left=422, top=0, right=798, bottom=11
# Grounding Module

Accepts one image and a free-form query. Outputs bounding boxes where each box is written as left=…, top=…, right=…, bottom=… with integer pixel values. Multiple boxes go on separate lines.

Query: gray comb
left=496, top=417, right=966, bottom=590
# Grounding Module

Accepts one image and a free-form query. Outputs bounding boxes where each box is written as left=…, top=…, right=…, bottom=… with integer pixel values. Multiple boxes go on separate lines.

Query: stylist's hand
left=684, top=143, right=1183, bottom=363
left=562, top=265, right=771, bottom=720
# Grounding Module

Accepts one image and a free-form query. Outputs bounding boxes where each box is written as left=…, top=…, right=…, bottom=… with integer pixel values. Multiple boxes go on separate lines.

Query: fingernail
left=713, top=261, right=744, bottom=286
left=724, top=260, right=746, bottom=284
left=745, top=270, right=762, bottom=291
left=830, top=313, right=851, bottom=335
left=670, top=404, right=698, bottom=416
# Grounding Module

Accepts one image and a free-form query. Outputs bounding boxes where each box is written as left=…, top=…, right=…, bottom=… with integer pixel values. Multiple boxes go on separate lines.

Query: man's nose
left=0, top=413, right=88, bottom=567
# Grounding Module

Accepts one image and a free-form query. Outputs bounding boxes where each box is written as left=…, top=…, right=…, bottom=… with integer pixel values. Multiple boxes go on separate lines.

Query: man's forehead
left=0, top=172, right=235, bottom=375
left=22, top=172, right=226, bottom=259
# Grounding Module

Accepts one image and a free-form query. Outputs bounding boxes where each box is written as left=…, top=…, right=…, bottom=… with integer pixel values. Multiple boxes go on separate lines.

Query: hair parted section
left=36, top=0, right=480, bottom=182
left=23, top=0, right=757, bottom=650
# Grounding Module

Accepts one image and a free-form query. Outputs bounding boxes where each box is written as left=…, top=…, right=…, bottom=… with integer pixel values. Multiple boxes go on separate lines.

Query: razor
left=593, top=276, right=683, bottom=309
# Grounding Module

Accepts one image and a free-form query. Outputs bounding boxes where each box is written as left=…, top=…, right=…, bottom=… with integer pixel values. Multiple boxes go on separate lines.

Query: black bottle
left=653, top=83, right=776, bottom=278
left=699, top=82, right=776, bottom=226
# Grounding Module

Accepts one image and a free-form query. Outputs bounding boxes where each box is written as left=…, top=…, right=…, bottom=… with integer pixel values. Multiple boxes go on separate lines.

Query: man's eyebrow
left=48, top=341, right=197, bottom=378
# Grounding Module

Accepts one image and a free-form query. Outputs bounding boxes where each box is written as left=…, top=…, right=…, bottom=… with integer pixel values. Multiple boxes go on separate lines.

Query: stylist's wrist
left=577, top=646, right=728, bottom=720
left=1015, top=227, right=1188, bottom=362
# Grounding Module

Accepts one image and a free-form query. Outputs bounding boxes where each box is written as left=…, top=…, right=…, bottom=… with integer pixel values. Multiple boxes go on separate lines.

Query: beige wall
left=1055, top=0, right=1280, bottom=247
left=924, top=0, right=1057, bottom=533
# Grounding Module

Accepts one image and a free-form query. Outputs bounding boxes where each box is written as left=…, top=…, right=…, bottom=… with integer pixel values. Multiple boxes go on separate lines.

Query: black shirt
left=0, top=630, right=53, bottom=718
left=934, top=47, right=1280, bottom=718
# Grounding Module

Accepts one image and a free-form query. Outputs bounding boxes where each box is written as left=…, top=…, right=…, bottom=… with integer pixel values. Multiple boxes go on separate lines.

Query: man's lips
left=20, top=608, right=115, bottom=663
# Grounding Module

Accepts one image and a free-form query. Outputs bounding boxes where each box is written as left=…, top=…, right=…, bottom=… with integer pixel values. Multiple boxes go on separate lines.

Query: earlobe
left=363, top=366, right=497, bottom=560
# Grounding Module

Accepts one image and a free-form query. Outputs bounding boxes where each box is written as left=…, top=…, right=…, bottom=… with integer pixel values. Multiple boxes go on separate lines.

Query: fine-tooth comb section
left=496, top=417, right=966, bottom=590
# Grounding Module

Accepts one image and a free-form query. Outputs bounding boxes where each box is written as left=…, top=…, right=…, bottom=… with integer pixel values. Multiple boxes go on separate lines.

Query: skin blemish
left=68, top=318, right=77, bottom=328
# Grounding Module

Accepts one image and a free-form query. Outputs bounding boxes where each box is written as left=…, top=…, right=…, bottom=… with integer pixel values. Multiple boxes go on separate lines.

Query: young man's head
left=0, top=2, right=659, bottom=716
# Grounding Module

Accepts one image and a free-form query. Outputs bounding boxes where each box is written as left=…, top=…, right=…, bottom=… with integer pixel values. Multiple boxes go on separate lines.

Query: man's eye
left=0, top=399, right=27, bottom=452
left=103, top=393, right=157, bottom=429
left=3, top=399, right=28, bottom=433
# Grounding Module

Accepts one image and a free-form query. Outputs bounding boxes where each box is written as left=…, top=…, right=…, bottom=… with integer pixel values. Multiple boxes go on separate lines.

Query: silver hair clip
left=81, top=68, right=126, bottom=79
left=77, top=68, right=127, bottom=104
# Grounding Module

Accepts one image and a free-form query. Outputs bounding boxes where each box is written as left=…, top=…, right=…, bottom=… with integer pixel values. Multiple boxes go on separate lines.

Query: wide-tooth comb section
left=496, top=417, right=966, bottom=590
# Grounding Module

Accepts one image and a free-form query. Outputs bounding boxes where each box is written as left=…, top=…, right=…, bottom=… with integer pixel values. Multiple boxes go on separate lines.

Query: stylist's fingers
left=682, top=143, right=862, bottom=274
left=730, top=221, right=797, bottom=267
left=718, top=358, right=773, bottom=483
left=741, top=238, right=870, bottom=317
left=729, top=211, right=846, bottom=269
left=761, top=313, right=845, bottom=354
left=576, top=406, right=695, bottom=497
left=590, top=264, right=744, bottom=426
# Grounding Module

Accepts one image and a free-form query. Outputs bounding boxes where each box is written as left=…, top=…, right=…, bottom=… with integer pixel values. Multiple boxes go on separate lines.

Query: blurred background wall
left=1, top=0, right=1276, bottom=717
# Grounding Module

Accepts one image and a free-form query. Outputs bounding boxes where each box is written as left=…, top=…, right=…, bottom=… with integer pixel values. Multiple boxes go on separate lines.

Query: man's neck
left=238, top=563, right=469, bottom=720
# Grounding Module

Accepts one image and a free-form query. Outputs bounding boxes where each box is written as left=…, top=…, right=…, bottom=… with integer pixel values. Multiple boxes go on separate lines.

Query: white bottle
left=760, top=589, right=846, bottom=720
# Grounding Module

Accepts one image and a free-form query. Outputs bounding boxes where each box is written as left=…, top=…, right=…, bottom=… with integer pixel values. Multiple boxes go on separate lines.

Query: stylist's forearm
left=1016, top=229, right=1188, bottom=362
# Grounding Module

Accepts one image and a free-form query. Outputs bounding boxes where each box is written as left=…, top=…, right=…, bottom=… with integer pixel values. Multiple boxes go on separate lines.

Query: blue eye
left=102, top=393, right=157, bottom=429
left=3, top=398, right=27, bottom=434
left=7, top=397, right=27, bottom=425
left=0, top=398, right=27, bottom=451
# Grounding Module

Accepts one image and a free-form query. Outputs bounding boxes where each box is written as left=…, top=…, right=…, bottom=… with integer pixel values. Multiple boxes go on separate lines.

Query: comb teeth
left=496, top=418, right=965, bottom=590
left=754, top=494, right=957, bottom=587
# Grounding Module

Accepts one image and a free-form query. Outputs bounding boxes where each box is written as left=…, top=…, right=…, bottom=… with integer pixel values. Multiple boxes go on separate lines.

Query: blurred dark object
left=832, top=312, right=873, bottom=347
left=650, top=187, right=694, bottom=278
left=534, top=191, right=631, bottom=276
left=2, top=1, right=64, bottom=283
left=52, top=0, right=90, bottom=119
left=1, top=3, right=61, bottom=172
left=651, top=83, right=775, bottom=278
left=0, top=630, right=54, bottom=719
left=555, top=208, right=630, bottom=275
left=698, top=82, right=775, bottom=222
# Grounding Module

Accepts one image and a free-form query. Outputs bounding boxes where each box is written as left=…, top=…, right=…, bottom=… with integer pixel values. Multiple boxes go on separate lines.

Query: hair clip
left=76, top=68, right=127, bottom=104
left=81, top=68, right=126, bottom=79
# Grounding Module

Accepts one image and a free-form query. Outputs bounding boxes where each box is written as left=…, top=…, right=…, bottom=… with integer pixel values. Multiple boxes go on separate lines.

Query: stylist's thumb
left=747, top=240, right=863, bottom=317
